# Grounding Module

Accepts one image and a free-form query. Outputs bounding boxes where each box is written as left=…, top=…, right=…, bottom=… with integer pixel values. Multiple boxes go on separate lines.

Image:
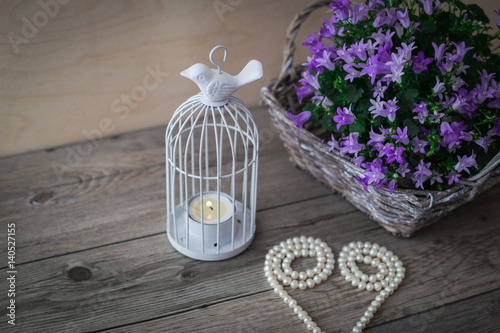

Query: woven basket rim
left=261, top=0, right=500, bottom=198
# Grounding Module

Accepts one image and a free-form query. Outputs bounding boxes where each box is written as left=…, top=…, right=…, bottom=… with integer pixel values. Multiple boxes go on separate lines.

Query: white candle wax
left=188, top=192, right=234, bottom=224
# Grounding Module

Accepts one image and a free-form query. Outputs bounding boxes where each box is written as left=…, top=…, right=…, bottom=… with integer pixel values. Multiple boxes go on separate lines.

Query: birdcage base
left=167, top=201, right=255, bottom=261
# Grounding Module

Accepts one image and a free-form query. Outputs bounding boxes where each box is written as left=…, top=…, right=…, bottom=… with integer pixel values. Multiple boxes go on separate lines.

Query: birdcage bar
left=166, top=46, right=261, bottom=260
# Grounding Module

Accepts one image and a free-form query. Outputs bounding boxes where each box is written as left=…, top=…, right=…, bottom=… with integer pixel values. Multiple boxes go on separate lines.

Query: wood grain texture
left=0, top=0, right=332, bottom=157
left=0, top=108, right=332, bottom=263
left=0, top=105, right=499, bottom=332
left=2, top=188, right=498, bottom=332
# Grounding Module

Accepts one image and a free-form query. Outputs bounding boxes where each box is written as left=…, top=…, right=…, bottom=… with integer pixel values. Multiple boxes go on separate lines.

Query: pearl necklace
left=264, top=236, right=405, bottom=333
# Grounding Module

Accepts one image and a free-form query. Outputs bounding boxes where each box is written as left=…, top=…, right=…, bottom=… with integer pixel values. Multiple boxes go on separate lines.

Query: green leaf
left=322, top=114, right=335, bottom=131
left=302, top=103, right=316, bottom=112
left=344, top=85, right=364, bottom=103
left=467, top=4, right=489, bottom=24
left=349, top=122, right=366, bottom=133
left=421, top=21, right=437, bottom=33
left=403, top=118, right=420, bottom=138
left=399, top=89, right=419, bottom=103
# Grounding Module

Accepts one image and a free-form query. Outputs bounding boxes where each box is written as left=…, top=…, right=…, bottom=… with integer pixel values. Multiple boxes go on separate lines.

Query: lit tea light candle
left=188, top=192, right=234, bottom=224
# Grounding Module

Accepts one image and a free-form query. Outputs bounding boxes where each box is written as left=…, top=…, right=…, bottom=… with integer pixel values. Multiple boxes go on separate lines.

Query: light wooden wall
left=0, top=0, right=331, bottom=157
left=0, top=0, right=497, bottom=157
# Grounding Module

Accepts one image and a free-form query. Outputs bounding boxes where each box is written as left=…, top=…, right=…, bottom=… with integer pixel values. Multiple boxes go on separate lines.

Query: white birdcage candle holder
left=166, top=46, right=263, bottom=261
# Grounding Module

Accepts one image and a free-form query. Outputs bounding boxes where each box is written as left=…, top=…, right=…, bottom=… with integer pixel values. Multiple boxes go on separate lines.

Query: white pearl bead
left=297, top=311, right=306, bottom=320
left=265, top=239, right=403, bottom=333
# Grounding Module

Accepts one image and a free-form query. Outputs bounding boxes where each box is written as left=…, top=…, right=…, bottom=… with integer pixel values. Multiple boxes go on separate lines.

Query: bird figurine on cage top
left=165, top=45, right=263, bottom=261
left=181, top=47, right=263, bottom=106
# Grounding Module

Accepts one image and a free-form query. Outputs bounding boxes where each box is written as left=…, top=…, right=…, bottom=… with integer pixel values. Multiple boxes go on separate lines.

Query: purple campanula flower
left=333, top=105, right=356, bottom=130
left=328, top=0, right=352, bottom=20
left=475, top=135, right=493, bottom=153
left=385, top=97, right=399, bottom=122
left=455, top=151, right=478, bottom=174
left=351, top=3, right=369, bottom=24
left=479, top=69, right=495, bottom=87
left=412, top=101, right=428, bottom=124
left=339, top=132, right=364, bottom=157
left=368, top=0, right=385, bottom=9
left=397, top=8, right=410, bottom=28
left=397, top=162, right=410, bottom=177
left=411, top=51, right=433, bottom=73
left=327, top=134, right=339, bottom=152
left=385, top=53, right=406, bottom=83
left=419, top=0, right=435, bottom=15
left=413, top=160, right=432, bottom=189
left=412, top=137, right=428, bottom=154
left=302, top=55, right=321, bottom=74
left=392, top=126, right=410, bottom=145
left=384, top=146, right=405, bottom=164
left=488, top=99, right=500, bottom=109
left=344, top=63, right=361, bottom=82
left=451, top=76, right=466, bottom=91
left=494, top=9, right=500, bottom=27
left=367, top=127, right=385, bottom=149
left=431, top=42, right=447, bottom=62
left=301, top=32, right=318, bottom=48
left=455, top=62, right=469, bottom=75
left=369, top=96, right=387, bottom=118
left=440, top=122, right=457, bottom=148
left=397, top=42, right=417, bottom=61
left=316, top=50, right=336, bottom=71
left=430, top=171, right=443, bottom=185
left=294, top=83, right=314, bottom=104
left=357, top=175, right=371, bottom=192
left=473, top=53, right=484, bottom=63
left=387, top=179, right=397, bottom=193
left=295, top=72, right=320, bottom=104
left=349, top=39, right=368, bottom=61
left=445, top=170, right=461, bottom=185
left=320, top=16, right=343, bottom=39
left=363, top=158, right=386, bottom=185
left=352, top=156, right=365, bottom=167
left=452, top=42, right=474, bottom=63
left=373, top=9, right=388, bottom=28
left=336, top=44, right=355, bottom=63
left=287, top=111, right=311, bottom=135
left=373, top=80, right=387, bottom=98
left=432, top=76, right=446, bottom=98
left=371, top=29, right=395, bottom=46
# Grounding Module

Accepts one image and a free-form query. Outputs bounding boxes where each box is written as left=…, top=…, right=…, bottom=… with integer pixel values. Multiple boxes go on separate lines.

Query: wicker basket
left=261, top=0, right=500, bottom=237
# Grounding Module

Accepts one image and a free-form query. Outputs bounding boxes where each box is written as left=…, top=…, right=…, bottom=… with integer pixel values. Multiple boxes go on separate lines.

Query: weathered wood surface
left=0, top=107, right=499, bottom=333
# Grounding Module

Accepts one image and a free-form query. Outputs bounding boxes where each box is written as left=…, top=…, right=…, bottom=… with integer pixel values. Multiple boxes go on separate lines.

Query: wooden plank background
left=0, top=0, right=497, bottom=157
left=0, top=107, right=499, bottom=332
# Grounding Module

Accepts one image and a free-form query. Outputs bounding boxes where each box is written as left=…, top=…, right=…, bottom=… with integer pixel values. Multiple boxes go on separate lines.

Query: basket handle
left=273, top=0, right=331, bottom=90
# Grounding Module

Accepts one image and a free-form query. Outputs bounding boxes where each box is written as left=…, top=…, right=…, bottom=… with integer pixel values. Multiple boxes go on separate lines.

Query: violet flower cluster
left=291, top=0, right=500, bottom=192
